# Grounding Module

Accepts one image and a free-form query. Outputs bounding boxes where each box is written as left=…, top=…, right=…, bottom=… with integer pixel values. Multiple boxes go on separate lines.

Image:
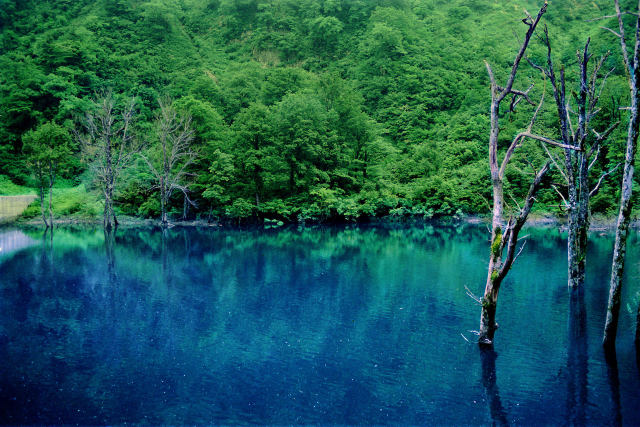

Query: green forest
left=0, top=0, right=636, bottom=223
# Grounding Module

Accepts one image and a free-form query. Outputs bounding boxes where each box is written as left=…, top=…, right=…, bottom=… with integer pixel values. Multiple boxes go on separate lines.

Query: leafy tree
left=229, top=102, right=274, bottom=209
left=22, top=121, right=72, bottom=227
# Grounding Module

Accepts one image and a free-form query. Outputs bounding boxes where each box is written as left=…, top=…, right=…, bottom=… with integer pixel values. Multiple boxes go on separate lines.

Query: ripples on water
left=0, top=224, right=638, bottom=425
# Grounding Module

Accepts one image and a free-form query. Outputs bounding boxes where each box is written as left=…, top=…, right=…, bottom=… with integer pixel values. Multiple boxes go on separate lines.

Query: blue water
left=0, top=224, right=639, bottom=425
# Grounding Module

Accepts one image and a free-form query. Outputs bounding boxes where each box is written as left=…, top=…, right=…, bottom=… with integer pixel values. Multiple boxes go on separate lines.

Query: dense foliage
left=0, top=0, right=637, bottom=222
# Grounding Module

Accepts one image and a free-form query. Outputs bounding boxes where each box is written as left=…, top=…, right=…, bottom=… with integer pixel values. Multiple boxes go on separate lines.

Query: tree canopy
left=0, top=0, right=635, bottom=222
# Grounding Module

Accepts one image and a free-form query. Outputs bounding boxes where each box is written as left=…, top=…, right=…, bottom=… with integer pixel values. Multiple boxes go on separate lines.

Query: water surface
left=0, top=224, right=639, bottom=425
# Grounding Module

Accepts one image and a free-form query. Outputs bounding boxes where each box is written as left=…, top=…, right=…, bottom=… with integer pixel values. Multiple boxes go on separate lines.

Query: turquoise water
left=0, top=224, right=639, bottom=425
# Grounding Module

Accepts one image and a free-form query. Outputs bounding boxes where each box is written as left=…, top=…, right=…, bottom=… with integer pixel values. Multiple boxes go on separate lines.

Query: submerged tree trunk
left=479, top=163, right=551, bottom=344
left=603, top=143, right=637, bottom=348
left=567, top=155, right=590, bottom=289
left=536, top=35, right=616, bottom=290
left=478, top=3, right=554, bottom=345
left=603, top=0, right=640, bottom=349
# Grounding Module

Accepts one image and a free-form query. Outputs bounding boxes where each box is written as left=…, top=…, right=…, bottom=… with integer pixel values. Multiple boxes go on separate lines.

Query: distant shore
left=6, top=212, right=640, bottom=232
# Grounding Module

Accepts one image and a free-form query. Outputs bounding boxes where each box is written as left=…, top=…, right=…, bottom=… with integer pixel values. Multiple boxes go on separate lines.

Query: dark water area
left=0, top=224, right=639, bottom=425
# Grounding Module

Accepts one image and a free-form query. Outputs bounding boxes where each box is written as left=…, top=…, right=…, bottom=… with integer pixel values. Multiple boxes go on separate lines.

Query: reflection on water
left=0, top=229, right=37, bottom=259
left=605, top=348, right=623, bottom=427
left=480, top=348, right=508, bottom=426
left=0, top=224, right=639, bottom=425
left=566, top=288, right=588, bottom=426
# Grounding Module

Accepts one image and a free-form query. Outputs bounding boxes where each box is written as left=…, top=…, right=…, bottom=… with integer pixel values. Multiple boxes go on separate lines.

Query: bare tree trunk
left=569, top=42, right=591, bottom=290
left=39, top=181, right=49, bottom=229
left=77, top=93, right=138, bottom=231
left=48, top=160, right=55, bottom=229
left=48, top=175, right=53, bottom=229
left=537, top=36, right=614, bottom=290
left=161, top=126, right=169, bottom=226
left=478, top=3, right=551, bottom=345
left=105, top=126, right=114, bottom=230
left=144, top=99, right=196, bottom=227
left=603, top=142, right=637, bottom=348
left=161, top=193, right=168, bottom=226
left=104, top=190, right=114, bottom=230
left=568, top=155, right=590, bottom=289
left=479, top=163, right=551, bottom=344
left=603, top=1, right=640, bottom=349
left=183, top=194, right=188, bottom=220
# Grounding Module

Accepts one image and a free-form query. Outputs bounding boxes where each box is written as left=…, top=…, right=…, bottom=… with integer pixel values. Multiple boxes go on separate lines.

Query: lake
left=0, top=224, right=639, bottom=425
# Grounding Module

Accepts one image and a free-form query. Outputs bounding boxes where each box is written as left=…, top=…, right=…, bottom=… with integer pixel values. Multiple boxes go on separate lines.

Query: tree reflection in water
left=605, top=347, right=622, bottom=427
left=480, top=347, right=508, bottom=426
left=566, top=287, right=588, bottom=426
left=1, top=224, right=639, bottom=425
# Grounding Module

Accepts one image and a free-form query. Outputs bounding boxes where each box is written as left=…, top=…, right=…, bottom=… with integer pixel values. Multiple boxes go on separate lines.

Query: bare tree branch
left=541, top=142, right=570, bottom=184
left=144, top=98, right=198, bottom=225
left=551, top=184, right=569, bottom=208
left=590, top=163, right=621, bottom=197
left=76, top=91, right=141, bottom=229
left=587, top=12, right=639, bottom=22
left=601, top=26, right=623, bottom=38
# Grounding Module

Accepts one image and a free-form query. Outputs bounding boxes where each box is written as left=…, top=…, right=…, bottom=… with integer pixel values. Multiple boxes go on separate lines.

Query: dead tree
left=602, top=0, right=640, bottom=350
left=478, top=3, right=583, bottom=345
left=77, top=92, right=140, bottom=230
left=530, top=30, right=619, bottom=289
left=142, top=99, right=197, bottom=226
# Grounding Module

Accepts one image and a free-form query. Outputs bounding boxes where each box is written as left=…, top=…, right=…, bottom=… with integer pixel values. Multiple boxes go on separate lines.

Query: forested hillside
left=0, top=0, right=634, bottom=222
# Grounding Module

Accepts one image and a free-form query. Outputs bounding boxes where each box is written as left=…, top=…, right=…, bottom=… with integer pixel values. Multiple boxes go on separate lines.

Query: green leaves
left=0, top=0, right=628, bottom=222
left=22, top=121, right=72, bottom=164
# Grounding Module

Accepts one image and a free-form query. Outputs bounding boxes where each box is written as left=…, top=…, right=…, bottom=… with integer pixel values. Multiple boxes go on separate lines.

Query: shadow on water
left=566, top=287, right=588, bottom=426
left=479, top=347, right=508, bottom=426
left=604, top=347, right=622, bottom=427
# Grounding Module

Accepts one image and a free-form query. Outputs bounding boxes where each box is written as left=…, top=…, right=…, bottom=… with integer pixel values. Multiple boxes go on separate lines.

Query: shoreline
left=6, top=213, right=639, bottom=232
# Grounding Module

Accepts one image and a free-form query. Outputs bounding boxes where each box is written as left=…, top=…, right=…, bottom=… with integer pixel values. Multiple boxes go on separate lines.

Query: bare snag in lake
left=529, top=29, right=619, bottom=290
left=479, top=3, right=564, bottom=345
left=602, top=0, right=640, bottom=350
